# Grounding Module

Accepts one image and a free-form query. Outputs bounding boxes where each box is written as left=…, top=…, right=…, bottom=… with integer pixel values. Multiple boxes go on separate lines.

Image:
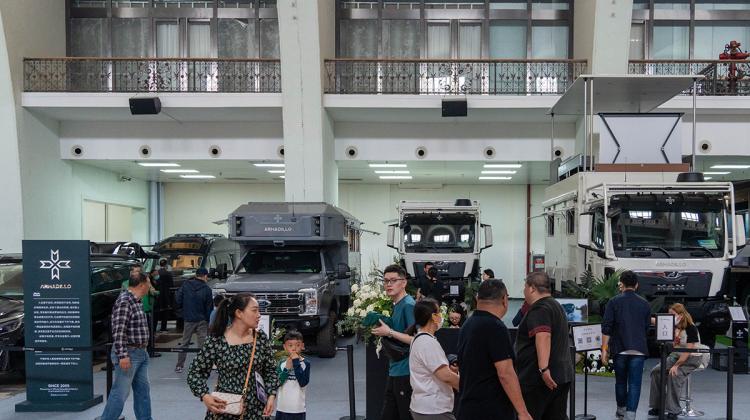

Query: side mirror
left=387, top=224, right=397, bottom=249
left=217, top=263, right=228, bottom=279
left=209, top=268, right=218, bottom=278
left=337, top=263, right=350, bottom=279
left=482, top=224, right=493, bottom=249
left=735, top=214, right=747, bottom=249
left=578, top=214, right=593, bottom=248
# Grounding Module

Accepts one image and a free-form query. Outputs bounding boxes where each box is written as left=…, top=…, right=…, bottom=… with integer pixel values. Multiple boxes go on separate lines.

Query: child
left=276, top=330, right=311, bottom=420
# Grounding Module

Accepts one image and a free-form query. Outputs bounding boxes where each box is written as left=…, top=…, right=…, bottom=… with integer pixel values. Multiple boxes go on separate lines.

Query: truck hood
left=607, top=257, right=728, bottom=297
left=216, top=273, right=323, bottom=293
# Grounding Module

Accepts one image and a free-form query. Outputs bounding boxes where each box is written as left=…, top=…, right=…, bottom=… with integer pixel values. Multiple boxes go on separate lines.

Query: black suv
left=0, top=253, right=144, bottom=372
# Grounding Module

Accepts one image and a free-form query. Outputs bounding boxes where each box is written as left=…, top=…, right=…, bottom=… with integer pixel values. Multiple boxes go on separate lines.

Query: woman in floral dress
left=187, top=293, right=279, bottom=419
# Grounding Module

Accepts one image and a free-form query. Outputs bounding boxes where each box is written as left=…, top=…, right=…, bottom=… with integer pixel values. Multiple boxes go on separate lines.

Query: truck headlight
left=0, top=315, right=23, bottom=335
left=212, top=288, right=227, bottom=298
left=299, top=288, right=318, bottom=316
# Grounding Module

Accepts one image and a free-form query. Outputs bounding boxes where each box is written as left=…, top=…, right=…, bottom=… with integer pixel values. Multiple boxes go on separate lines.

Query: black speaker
left=129, top=97, right=161, bottom=115
left=442, top=99, right=467, bottom=117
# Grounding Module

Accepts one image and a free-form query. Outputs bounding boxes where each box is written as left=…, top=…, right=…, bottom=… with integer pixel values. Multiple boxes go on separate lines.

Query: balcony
left=628, top=60, right=750, bottom=96
left=23, top=58, right=281, bottom=93
left=324, top=59, right=586, bottom=95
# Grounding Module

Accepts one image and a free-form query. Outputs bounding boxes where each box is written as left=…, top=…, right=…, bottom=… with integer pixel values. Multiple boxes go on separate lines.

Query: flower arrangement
left=337, top=279, right=393, bottom=342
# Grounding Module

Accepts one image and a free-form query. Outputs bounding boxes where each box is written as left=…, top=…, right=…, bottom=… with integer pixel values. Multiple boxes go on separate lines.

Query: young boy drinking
left=275, top=330, right=311, bottom=420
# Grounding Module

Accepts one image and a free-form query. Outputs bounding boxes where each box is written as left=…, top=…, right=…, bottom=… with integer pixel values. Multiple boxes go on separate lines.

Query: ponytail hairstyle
left=405, top=297, right=439, bottom=336
left=210, top=293, right=256, bottom=337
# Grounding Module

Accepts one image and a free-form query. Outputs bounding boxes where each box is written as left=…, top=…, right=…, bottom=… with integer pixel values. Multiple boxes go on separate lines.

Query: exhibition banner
left=16, top=240, right=102, bottom=412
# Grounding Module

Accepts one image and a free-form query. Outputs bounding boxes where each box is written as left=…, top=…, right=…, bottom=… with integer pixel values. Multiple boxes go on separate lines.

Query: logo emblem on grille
left=257, top=299, right=272, bottom=309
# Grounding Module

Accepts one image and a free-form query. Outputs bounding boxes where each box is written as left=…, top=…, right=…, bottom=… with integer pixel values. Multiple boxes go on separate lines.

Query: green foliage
left=589, top=269, right=623, bottom=306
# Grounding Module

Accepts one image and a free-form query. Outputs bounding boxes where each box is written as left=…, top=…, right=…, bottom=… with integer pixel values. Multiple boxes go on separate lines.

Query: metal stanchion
left=658, top=344, right=668, bottom=420
left=338, top=344, right=364, bottom=420
left=727, top=346, right=734, bottom=420
left=575, top=351, right=596, bottom=420
left=569, top=346, right=576, bottom=420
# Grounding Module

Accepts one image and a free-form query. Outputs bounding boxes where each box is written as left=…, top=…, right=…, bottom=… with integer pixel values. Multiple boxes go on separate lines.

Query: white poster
left=729, top=306, right=747, bottom=322
left=572, top=324, right=602, bottom=352
left=656, top=314, right=675, bottom=342
left=257, top=315, right=270, bottom=337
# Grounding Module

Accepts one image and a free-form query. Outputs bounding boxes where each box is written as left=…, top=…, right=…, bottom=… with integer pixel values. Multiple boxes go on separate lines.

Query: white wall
left=163, top=182, right=548, bottom=297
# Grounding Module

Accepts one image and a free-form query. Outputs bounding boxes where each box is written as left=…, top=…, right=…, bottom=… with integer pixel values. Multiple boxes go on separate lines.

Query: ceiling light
left=481, top=170, right=517, bottom=174
left=703, top=172, right=730, bottom=175
left=253, top=163, right=285, bottom=168
left=483, top=164, right=522, bottom=168
left=369, top=163, right=408, bottom=168
left=704, top=177, right=713, bottom=180
left=280, top=176, right=285, bottom=179
left=379, top=175, right=413, bottom=180
left=374, top=170, right=410, bottom=174
left=479, top=176, right=512, bottom=180
left=138, top=162, right=180, bottom=167
left=711, top=165, right=750, bottom=169
left=180, top=174, right=215, bottom=179
left=268, top=170, right=285, bottom=174
left=160, top=169, right=199, bottom=174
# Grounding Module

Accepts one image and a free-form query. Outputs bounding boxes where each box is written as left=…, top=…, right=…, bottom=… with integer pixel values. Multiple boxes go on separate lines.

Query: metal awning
left=549, top=75, right=704, bottom=115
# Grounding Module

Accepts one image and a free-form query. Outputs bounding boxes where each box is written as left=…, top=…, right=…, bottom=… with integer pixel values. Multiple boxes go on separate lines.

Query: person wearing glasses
left=372, top=264, right=417, bottom=420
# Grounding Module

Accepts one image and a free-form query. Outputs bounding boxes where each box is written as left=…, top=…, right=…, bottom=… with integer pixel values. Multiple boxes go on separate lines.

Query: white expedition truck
left=544, top=165, right=746, bottom=346
left=387, top=199, right=493, bottom=304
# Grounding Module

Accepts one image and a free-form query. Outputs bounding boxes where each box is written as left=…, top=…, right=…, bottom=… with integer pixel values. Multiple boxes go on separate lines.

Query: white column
left=277, top=0, right=338, bottom=205
left=574, top=0, right=634, bottom=75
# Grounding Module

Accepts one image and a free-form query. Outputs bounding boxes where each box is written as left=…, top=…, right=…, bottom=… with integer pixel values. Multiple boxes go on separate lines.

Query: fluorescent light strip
left=483, top=164, right=522, bottom=169
left=280, top=176, right=285, bottom=179
left=711, top=165, right=750, bottom=169
left=479, top=176, right=512, bottom=180
left=374, top=170, right=410, bottom=174
left=379, top=175, right=413, bottom=180
left=369, top=163, right=408, bottom=168
left=253, top=163, right=285, bottom=168
left=481, top=170, right=517, bottom=174
left=268, top=170, right=286, bottom=174
left=160, top=169, right=199, bottom=174
left=703, top=172, right=730, bottom=175
left=180, top=174, right=215, bottom=179
left=138, top=162, right=180, bottom=167
left=704, top=177, right=713, bottom=180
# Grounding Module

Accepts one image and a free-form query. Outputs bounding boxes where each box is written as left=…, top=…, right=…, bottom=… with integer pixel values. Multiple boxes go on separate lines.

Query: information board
left=571, top=324, right=603, bottom=352
left=16, top=240, right=102, bottom=412
left=656, top=313, right=675, bottom=343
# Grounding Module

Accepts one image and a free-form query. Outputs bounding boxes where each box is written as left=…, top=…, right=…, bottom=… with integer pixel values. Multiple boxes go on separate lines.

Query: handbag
left=209, top=330, right=258, bottom=418
left=380, top=335, right=411, bottom=362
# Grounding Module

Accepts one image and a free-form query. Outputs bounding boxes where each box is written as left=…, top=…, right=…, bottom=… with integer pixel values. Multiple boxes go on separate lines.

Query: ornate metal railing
left=628, top=60, right=750, bottom=96
left=324, top=59, right=587, bottom=95
left=24, top=58, right=282, bottom=93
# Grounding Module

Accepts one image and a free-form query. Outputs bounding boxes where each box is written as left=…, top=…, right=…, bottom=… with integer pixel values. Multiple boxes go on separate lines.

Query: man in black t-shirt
left=457, top=279, right=532, bottom=420
left=515, top=272, right=574, bottom=420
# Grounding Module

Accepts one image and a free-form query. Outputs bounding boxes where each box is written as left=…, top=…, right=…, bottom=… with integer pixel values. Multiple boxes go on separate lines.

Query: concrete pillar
left=277, top=0, right=338, bottom=205
left=574, top=0, right=633, bottom=75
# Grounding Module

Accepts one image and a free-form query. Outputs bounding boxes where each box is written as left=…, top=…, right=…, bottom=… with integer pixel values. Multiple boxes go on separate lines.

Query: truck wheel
left=316, top=311, right=337, bottom=358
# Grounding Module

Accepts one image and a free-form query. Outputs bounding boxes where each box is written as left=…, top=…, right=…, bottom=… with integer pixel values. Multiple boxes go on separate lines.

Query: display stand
left=571, top=324, right=602, bottom=420
left=365, top=339, right=388, bottom=420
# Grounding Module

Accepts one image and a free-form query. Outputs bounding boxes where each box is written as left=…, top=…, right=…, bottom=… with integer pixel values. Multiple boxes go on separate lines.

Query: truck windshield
left=402, top=213, right=476, bottom=253
left=160, top=254, right=203, bottom=271
left=610, top=199, right=726, bottom=257
left=238, top=251, right=322, bottom=274
left=0, top=264, right=23, bottom=297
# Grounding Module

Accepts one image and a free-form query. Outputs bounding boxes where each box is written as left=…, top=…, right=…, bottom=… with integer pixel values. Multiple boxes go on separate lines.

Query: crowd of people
left=96, top=261, right=705, bottom=420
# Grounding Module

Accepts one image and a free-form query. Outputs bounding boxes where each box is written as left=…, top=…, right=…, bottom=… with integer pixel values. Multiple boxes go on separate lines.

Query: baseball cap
left=196, top=268, right=209, bottom=276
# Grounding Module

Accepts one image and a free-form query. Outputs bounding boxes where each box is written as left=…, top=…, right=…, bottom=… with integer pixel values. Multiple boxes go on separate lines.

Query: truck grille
left=223, top=292, right=303, bottom=315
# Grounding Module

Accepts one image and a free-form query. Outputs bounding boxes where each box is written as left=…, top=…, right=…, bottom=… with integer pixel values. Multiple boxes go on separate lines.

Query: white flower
left=353, top=298, right=362, bottom=308
left=366, top=304, right=375, bottom=312
left=358, top=309, right=367, bottom=317
left=351, top=284, right=359, bottom=293
left=382, top=310, right=391, bottom=317
left=347, top=307, right=355, bottom=316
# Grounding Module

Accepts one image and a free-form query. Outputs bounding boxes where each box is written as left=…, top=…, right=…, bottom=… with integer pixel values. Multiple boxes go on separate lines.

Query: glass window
left=652, top=23, right=689, bottom=59
left=694, top=23, right=750, bottom=59
left=696, top=1, right=750, bottom=10
left=219, top=19, right=258, bottom=58
left=69, top=18, right=108, bottom=57
left=459, top=22, right=482, bottom=58
left=402, top=213, right=476, bottom=253
left=490, top=0, right=527, bottom=9
left=532, top=0, right=569, bottom=10
left=427, top=22, right=451, bottom=58
left=632, top=0, right=650, bottom=9
left=630, top=22, right=645, bottom=60
left=154, top=0, right=212, bottom=7
left=546, top=214, right=555, bottom=236
left=113, top=18, right=150, bottom=57
left=383, top=20, right=419, bottom=58
left=340, top=19, right=378, bottom=58
left=238, top=250, right=323, bottom=274
left=219, top=0, right=254, bottom=7
left=654, top=0, right=690, bottom=10
left=490, top=21, right=527, bottom=58
left=531, top=24, right=568, bottom=58
left=189, top=21, right=212, bottom=57
left=566, top=209, right=575, bottom=235
left=260, top=19, right=280, bottom=58
left=156, top=21, right=180, bottom=57
left=592, top=209, right=605, bottom=248
left=72, top=0, right=107, bottom=7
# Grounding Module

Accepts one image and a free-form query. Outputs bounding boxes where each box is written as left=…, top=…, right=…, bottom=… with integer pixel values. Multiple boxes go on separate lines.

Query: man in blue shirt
left=373, top=264, right=416, bottom=420
left=601, top=270, right=651, bottom=420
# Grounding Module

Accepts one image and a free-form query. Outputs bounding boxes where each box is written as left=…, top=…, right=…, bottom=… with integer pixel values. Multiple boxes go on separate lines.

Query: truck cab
left=212, top=202, right=362, bottom=358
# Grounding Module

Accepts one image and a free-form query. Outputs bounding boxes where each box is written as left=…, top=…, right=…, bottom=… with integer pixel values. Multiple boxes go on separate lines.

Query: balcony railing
left=324, top=59, right=587, bottom=95
left=628, top=60, right=750, bottom=96
left=24, top=58, right=281, bottom=93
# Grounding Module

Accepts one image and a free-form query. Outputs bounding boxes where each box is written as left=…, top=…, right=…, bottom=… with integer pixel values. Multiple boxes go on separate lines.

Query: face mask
left=436, top=315, right=444, bottom=329
left=674, top=315, right=682, bottom=325
left=154, top=275, right=160, bottom=281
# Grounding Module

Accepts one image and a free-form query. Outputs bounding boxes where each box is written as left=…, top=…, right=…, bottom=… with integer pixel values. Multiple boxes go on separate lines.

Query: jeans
left=100, top=348, right=152, bottom=420
left=613, top=354, right=646, bottom=413
left=176, top=320, right=208, bottom=368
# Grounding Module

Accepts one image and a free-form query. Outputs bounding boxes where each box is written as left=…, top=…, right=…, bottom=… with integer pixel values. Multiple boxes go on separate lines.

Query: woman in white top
left=408, top=297, right=460, bottom=420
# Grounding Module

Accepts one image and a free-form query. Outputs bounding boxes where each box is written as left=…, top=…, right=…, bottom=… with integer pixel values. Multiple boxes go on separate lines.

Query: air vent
left=339, top=178, right=363, bottom=182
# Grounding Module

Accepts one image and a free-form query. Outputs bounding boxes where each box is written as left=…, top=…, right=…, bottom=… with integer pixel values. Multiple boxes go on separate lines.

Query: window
left=218, top=18, right=258, bottom=58
left=694, top=23, right=750, bottom=59
left=434, top=234, right=451, bottom=243
left=652, top=23, right=689, bottom=59
left=383, top=20, right=420, bottom=58
left=629, top=210, right=653, bottom=219
left=340, top=19, right=378, bottom=58
left=69, top=18, right=108, bottom=57
left=113, top=18, right=150, bottom=57
left=566, top=209, right=575, bottom=235
left=239, top=251, right=322, bottom=274
left=592, top=209, right=605, bottom=248
left=206, top=255, right=218, bottom=270
left=260, top=19, right=280, bottom=58
left=531, top=23, right=568, bottom=59
left=630, top=22, right=645, bottom=60
left=681, top=212, right=700, bottom=222
left=490, top=21, right=527, bottom=58
left=546, top=214, right=555, bottom=237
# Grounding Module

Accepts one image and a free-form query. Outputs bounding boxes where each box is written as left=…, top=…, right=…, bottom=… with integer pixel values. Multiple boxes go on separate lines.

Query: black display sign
left=16, top=240, right=102, bottom=412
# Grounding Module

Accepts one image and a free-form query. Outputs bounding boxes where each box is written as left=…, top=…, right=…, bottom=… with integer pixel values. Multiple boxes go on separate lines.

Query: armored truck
left=212, top=202, right=362, bottom=357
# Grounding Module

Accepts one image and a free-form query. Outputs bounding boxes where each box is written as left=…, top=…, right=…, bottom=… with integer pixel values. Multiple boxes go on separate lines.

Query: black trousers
left=382, top=375, right=413, bottom=420
left=522, top=382, right=570, bottom=420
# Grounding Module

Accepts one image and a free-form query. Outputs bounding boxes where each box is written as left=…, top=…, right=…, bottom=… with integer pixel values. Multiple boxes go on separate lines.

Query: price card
left=571, top=324, right=603, bottom=352
left=257, top=315, right=270, bottom=337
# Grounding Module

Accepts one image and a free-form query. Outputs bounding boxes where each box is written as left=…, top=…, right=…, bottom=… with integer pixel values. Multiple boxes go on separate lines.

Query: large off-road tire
left=316, top=311, right=338, bottom=358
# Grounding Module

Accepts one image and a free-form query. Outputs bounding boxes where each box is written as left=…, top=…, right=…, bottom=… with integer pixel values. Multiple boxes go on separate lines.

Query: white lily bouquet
left=337, top=280, right=394, bottom=342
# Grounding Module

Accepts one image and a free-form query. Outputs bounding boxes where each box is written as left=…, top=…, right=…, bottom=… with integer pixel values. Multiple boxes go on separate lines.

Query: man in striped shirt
left=100, top=273, right=153, bottom=420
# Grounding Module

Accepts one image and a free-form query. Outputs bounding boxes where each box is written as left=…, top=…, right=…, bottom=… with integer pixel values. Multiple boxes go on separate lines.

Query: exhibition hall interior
left=1, top=0, right=750, bottom=419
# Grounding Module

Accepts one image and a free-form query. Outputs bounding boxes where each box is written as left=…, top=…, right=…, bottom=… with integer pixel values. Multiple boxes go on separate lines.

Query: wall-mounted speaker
left=129, top=97, right=161, bottom=115
left=139, top=145, right=151, bottom=158
left=699, top=140, right=711, bottom=153
left=71, top=145, right=84, bottom=157
left=484, top=147, right=496, bottom=159
left=277, top=146, right=285, bottom=158
left=552, top=146, right=564, bottom=159
left=415, top=146, right=427, bottom=159
left=209, top=145, right=221, bottom=158
left=442, top=99, right=467, bottom=117
left=345, top=146, right=358, bottom=159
